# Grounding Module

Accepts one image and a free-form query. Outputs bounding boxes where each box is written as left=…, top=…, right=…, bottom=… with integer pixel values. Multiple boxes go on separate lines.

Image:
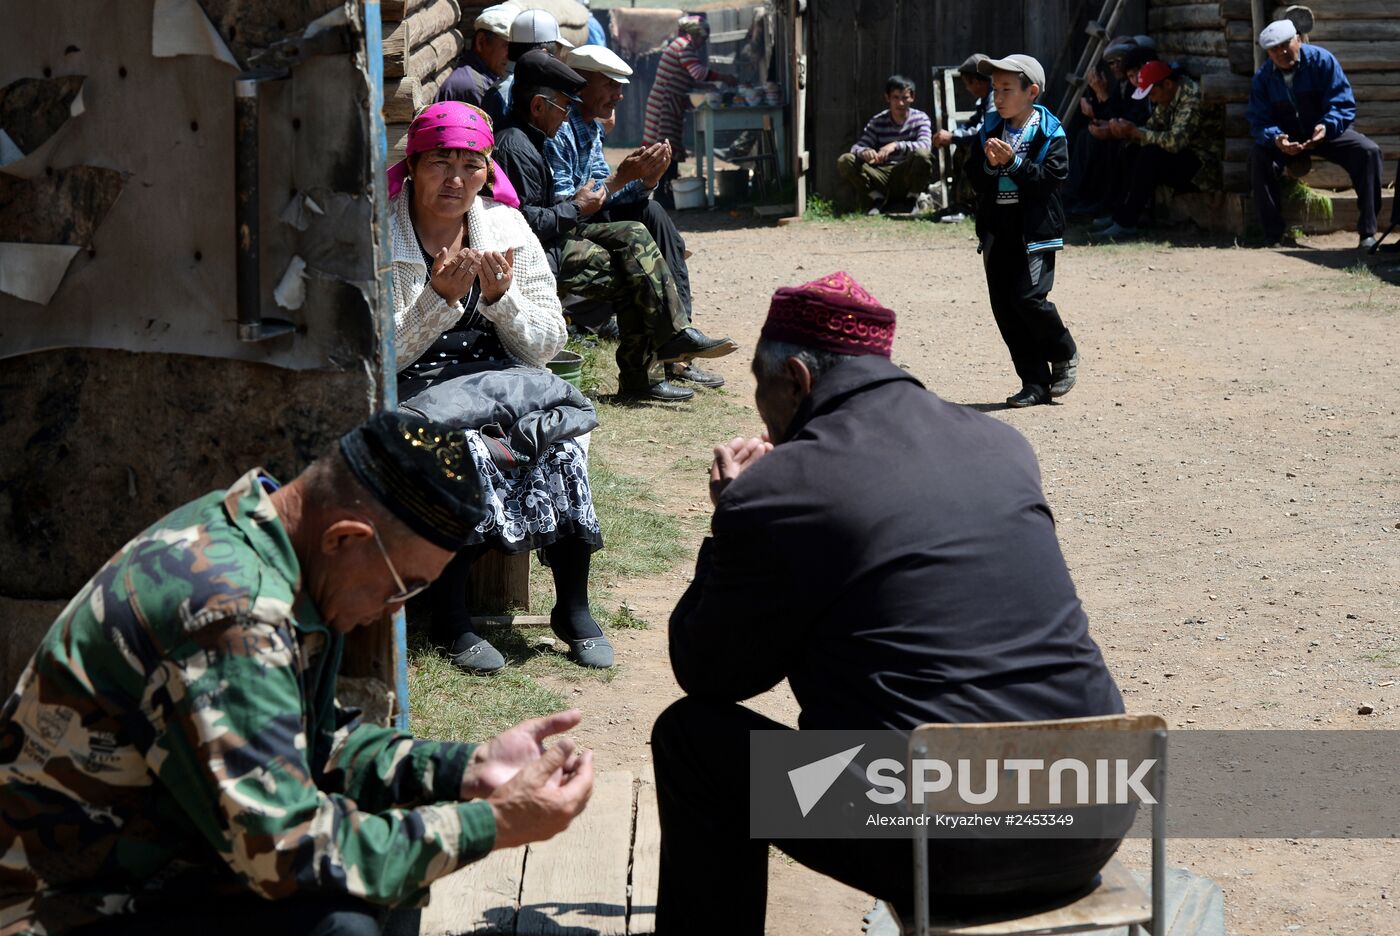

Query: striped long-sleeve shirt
left=850, top=108, right=933, bottom=164
left=643, top=34, right=719, bottom=148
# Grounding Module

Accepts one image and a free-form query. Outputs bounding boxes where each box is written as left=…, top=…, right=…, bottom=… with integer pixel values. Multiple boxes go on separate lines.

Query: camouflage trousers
left=558, top=221, right=689, bottom=388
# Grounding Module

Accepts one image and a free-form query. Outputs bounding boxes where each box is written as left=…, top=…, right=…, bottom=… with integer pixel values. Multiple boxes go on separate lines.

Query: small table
left=692, top=103, right=787, bottom=208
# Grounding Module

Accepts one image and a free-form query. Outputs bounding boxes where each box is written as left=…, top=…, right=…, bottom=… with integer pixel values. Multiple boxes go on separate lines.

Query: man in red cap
left=1091, top=60, right=1221, bottom=240
left=650, top=272, right=1126, bottom=934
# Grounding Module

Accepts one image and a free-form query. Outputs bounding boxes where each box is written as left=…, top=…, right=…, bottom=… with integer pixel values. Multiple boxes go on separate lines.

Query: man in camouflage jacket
left=0, top=414, right=593, bottom=935
left=1097, top=61, right=1223, bottom=237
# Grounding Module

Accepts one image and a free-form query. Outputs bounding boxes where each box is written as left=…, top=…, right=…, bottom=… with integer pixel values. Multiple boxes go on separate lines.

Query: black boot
left=544, top=537, right=614, bottom=668
left=430, top=549, right=505, bottom=674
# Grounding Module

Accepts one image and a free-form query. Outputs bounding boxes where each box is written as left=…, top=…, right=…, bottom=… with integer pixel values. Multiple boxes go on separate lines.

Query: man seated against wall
left=837, top=74, right=935, bottom=215
left=493, top=51, right=737, bottom=403
left=545, top=44, right=726, bottom=391
left=1064, top=37, right=1149, bottom=217
left=0, top=413, right=594, bottom=936
left=1091, top=60, right=1221, bottom=240
left=483, top=9, right=574, bottom=126
left=1248, top=19, right=1383, bottom=250
left=436, top=3, right=516, bottom=107
left=930, top=53, right=994, bottom=221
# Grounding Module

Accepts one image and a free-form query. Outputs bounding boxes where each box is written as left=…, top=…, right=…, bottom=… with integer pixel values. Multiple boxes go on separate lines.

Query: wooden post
left=468, top=550, right=531, bottom=613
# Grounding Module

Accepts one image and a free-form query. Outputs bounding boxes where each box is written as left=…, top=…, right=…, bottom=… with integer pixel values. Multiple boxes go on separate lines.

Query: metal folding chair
left=908, top=714, right=1168, bottom=936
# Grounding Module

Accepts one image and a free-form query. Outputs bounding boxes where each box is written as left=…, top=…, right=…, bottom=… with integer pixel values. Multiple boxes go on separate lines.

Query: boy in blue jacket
left=969, top=54, right=1078, bottom=408
left=1248, top=19, right=1382, bottom=249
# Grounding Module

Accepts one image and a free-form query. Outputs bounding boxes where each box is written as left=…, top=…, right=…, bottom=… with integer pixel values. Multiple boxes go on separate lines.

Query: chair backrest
left=907, top=714, right=1167, bottom=815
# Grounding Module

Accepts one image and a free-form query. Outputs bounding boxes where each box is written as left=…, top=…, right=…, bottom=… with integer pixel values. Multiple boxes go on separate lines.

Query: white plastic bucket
left=673, top=177, right=706, bottom=210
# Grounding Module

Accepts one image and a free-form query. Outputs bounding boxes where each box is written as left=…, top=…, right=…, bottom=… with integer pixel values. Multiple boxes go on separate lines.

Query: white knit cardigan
left=390, top=186, right=566, bottom=370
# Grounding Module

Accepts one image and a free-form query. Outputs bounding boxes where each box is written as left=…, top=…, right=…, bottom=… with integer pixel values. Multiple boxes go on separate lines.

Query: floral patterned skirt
left=461, top=432, right=602, bottom=554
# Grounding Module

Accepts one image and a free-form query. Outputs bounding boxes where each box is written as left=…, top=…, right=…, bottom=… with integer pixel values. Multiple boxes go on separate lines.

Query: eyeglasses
left=367, top=522, right=432, bottom=605
left=536, top=94, right=570, bottom=115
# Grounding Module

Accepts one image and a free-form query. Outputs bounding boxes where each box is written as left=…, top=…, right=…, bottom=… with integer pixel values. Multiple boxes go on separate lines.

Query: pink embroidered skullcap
left=386, top=101, right=520, bottom=208
left=760, top=271, right=896, bottom=358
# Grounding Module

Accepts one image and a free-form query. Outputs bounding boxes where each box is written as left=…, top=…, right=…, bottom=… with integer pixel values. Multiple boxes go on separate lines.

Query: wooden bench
left=420, top=770, right=660, bottom=936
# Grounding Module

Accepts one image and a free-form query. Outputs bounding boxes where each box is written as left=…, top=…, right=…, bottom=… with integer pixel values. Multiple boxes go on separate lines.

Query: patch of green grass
left=602, top=602, right=651, bottom=630
left=1282, top=178, right=1334, bottom=220
left=806, top=192, right=838, bottom=220
left=1341, top=261, right=1383, bottom=290
left=671, top=454, right=711, bottom=472
left=1359, top=650, right=1399, bottom=667
left=407, top=631, right=569, bottom=742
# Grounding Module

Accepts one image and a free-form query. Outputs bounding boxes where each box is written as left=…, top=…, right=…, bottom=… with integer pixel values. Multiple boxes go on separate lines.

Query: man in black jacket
left=492, top=51, right=735, bottom=402
left=652, top=271, right=1127, bottom=935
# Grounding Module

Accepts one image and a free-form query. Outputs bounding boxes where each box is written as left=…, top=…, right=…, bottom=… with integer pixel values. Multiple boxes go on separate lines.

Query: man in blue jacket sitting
left=1247, top=19, right=1383, bottom=250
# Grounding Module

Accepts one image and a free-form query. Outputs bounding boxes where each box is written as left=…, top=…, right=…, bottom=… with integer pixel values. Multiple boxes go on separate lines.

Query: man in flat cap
left=1249, top=19, right=1383, bottom=249
left=652, top=273, right=1126, bottom=934
left=436, top=2, right=519, bottom=107
left=546, top=45, right=725, bottom=390
left=0, top=413, right=594, bottom=936
left=495, top=50, right=736, bottom=402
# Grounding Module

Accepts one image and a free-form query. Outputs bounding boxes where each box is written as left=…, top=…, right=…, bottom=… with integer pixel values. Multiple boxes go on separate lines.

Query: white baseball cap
left=474, top=3, right=520, bottom=40
left=1259, top=19, right=1298, bottom=49
left=511, top=9, right=575, bottom=49
left=566, top=45, right=633, bottom=84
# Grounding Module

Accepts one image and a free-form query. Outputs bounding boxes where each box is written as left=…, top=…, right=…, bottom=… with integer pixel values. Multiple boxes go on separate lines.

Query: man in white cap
left=436, top=2, right=519, bottom=107
left=483, top=8, right=576, bottom=125
left=546, top=45, right=725, bottom=389
left=1248, top=19, right=1382, bottom=249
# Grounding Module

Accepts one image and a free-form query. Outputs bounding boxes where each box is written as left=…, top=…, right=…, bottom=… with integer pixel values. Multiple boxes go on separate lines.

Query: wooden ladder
left=1056, top=0, right=1132, bottom=123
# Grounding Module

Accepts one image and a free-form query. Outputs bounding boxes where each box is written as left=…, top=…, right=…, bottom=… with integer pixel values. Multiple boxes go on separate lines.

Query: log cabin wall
left=380, top=1, right=593, bottom=154
left=1155, top=0, right=1399, bottom=194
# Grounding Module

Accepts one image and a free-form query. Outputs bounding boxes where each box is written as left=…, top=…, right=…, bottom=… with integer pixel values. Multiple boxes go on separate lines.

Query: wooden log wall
left=1198, top=0, right=1400, bottom=191
left=379, top=0, right=470, bottom=156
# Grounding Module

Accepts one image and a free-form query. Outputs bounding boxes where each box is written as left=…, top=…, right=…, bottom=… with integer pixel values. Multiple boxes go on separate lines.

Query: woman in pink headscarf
left=389, top=101, right=612, bottom=674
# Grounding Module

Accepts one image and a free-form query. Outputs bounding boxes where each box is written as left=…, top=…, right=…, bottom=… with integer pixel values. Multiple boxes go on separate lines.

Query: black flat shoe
left=1007, top=384, right=1050, bottom=408
left=617, top=379, right=695, bottom=402
left=666, top=361, right=725, bottom=388
left=654, top=327, right=739, bottom=364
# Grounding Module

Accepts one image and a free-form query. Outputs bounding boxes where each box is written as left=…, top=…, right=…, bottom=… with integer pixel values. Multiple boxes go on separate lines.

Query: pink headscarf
left=387, top=101, right=520, bottom=208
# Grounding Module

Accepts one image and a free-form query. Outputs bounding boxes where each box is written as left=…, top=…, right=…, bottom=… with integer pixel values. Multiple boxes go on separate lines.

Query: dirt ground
left=535, top=215, right=1400, bottom=935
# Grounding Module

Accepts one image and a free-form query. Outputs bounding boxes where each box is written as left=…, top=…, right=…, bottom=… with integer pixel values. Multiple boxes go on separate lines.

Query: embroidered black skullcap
left=339, top=412, right=487, bottom=551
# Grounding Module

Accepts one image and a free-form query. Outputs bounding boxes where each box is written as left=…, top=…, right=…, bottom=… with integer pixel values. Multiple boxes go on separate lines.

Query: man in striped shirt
left=642, top=15, right=737, bottom=207
left=836, top=75, right=935, bottom=214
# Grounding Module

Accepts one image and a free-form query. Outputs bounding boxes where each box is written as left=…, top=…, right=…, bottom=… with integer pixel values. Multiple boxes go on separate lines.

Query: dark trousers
left=1113, top=144, right=1201, bottom=227
left=983, top=235, right=1075, bottom=390
left=598, top=198, right=693, bottom=320
left=1067, top=133, right=1125, bottom=215
left=1250, top=129, right=1384, bottom=239
left=70, top=893, right=383, bottom=936
left=836, top=149, right=936, bottom=211
left=652, top=697, right=1122, bottom=936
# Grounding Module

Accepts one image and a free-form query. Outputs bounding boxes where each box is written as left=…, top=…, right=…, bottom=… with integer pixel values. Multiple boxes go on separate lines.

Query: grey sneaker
left=1050, top=351, right=1080, bottom=398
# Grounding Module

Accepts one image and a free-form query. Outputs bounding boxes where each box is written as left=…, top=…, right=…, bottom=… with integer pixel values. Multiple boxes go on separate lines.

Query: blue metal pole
left=363, top=0, right=411, bottom=731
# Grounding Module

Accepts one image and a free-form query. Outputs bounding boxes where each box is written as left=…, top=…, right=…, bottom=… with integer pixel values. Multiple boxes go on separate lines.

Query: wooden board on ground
left=421, top=846, right=528, bottom=936
left=517, top=770, right=636, bottom=936
left=628, top=771, right=660, bottom=936
left=924, top=864, right=1223, bottom=936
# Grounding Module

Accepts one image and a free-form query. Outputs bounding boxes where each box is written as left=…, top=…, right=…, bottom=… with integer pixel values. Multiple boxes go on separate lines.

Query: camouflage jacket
left=1140, top=76, right=1223, bottom=191
left=0, top=470, right=495, bottom=935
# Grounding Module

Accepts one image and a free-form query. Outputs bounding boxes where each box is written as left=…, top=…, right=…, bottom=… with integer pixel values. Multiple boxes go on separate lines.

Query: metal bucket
left=546, top=350, right=584, bottom=390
